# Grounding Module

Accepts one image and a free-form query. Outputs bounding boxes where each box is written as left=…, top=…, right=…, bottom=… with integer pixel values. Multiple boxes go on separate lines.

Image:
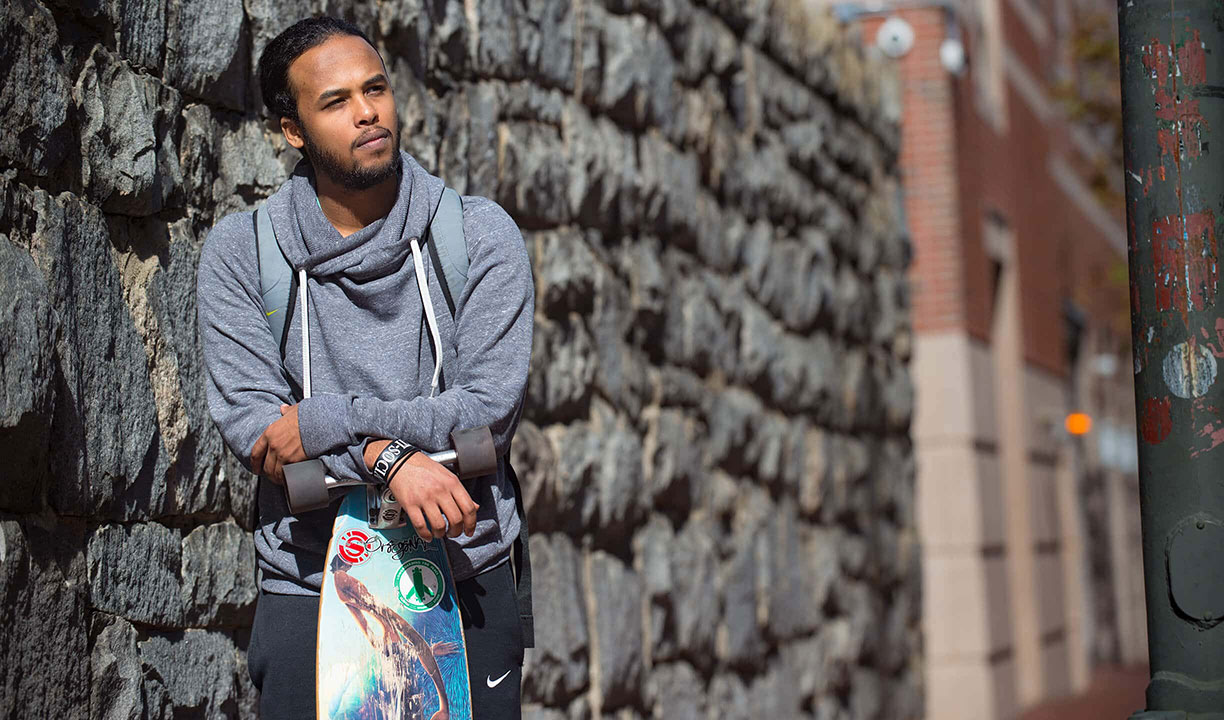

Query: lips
left=355, top=129, right=391, bottom=150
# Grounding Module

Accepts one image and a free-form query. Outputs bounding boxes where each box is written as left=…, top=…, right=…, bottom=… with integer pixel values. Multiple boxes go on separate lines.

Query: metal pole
left=1118, top=2, right=1224, bottom=718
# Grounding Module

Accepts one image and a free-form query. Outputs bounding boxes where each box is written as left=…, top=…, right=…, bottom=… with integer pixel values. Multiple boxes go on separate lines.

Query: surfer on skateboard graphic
left=328, top=555, right=456, bottom=720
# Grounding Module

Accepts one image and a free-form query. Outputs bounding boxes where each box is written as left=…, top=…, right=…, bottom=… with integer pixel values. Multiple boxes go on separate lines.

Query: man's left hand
left=251, top=404, right=308, bottom=483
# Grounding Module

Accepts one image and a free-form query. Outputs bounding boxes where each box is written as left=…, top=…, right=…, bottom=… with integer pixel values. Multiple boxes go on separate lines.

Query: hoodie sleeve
left=329, top=197, right=534, bottom=456
left=196, top=211, right=372, bottom=482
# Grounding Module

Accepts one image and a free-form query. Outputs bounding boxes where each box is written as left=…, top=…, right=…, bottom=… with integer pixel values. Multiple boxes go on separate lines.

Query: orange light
left=1065, top=412, right=1093, bottom=436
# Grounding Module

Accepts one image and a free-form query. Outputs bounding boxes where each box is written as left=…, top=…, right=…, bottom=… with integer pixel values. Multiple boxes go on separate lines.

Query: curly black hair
left=257, top=16, right=380, bottom=122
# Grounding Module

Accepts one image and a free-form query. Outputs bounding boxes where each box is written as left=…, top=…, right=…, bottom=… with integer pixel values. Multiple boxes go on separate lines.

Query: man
left=196, top=16, right=533, bottom=719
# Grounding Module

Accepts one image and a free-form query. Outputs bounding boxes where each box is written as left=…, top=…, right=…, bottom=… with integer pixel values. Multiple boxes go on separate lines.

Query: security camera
left=876, top=17, right=915, bottom=59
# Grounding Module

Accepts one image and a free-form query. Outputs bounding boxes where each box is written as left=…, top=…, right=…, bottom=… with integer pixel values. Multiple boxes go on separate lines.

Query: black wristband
left=372, top=440, right=420, bottom=483
left=385, top=446, right=419, bottom=482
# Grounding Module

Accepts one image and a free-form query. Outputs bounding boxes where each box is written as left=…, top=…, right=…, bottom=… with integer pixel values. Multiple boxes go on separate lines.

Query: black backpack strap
left=503, top=453, right=534, bottom=648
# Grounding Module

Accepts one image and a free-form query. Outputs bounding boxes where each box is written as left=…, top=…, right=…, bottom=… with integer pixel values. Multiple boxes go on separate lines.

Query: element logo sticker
left=337, top=529, right=371, bottom=564
left=395, top=558, right=446, bottom=612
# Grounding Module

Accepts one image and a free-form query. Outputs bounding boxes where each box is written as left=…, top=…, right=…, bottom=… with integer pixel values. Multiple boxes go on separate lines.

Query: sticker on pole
left=1163, top=340, right=1217, bottom=398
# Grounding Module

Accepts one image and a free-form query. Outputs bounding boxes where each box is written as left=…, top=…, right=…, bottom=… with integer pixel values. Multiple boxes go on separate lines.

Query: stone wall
left=0, top=0, right=917, bottom=718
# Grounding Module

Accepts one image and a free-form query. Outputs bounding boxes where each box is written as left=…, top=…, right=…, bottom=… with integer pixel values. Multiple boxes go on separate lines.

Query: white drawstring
left=299, top=268, right=311, bottom=399
left=410, top=238, right=444, bottom=398
left=296, top=240, right=443, bottom=403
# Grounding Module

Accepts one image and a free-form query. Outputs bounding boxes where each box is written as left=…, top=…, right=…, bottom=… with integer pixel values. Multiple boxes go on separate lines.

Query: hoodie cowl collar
left=264, top=150, right=446, bottom=281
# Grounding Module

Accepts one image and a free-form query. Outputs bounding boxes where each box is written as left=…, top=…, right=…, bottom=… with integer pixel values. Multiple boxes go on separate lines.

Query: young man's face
left=282, top=33, right=400, bottom=190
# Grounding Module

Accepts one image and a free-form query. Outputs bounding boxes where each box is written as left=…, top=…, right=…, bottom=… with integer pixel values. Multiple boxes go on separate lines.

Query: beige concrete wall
left=1022, top=365, right=1078, bottom=701
left=917, top=324, right=1093, bottom=719
left=916, top=330, right=1019, bottom=720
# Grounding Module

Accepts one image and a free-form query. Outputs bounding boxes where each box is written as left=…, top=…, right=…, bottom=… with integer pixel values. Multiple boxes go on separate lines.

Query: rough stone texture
left=0, top=518, right=89, bottom=719
left=0, top=236, right=56, bottom=512
left=0, top=0, right=916, bottom=717
left=0, top=0, right=71, bottom=177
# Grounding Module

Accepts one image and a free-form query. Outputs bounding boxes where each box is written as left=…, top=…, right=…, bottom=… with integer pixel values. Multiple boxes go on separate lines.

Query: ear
left=281, top=116, right=305, bottom=150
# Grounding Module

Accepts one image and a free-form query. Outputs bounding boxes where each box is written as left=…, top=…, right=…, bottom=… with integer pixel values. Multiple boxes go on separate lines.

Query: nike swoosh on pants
left=486, top=670, right=512, bottom=688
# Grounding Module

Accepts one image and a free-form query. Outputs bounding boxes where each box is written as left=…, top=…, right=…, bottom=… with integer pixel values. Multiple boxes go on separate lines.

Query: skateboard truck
left=282, top=426, right=499, bottom=526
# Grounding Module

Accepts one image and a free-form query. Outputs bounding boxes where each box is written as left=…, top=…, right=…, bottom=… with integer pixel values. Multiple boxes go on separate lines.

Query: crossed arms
left=196, top=204, right=533, bottom=540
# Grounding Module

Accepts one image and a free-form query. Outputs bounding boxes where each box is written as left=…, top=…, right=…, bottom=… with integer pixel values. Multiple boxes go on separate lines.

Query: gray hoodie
left=197, top=151, right=533, bottom=594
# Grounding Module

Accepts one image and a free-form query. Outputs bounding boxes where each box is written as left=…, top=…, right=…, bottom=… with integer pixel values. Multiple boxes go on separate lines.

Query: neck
left=314, top=168, right=398, bottom=238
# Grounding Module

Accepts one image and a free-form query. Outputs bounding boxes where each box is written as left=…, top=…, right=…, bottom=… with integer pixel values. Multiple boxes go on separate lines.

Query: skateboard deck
left=317, top=487, right=471, bottom=720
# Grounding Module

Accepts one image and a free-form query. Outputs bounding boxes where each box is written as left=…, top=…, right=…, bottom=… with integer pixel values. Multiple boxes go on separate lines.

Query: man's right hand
left=384, top=450, right=480, bottom=542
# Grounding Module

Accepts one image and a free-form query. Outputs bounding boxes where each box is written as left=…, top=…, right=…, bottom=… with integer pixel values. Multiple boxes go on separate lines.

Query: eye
left=325, top=98, right=344, bottom=108
left=367, top=85, right=385, bottom=95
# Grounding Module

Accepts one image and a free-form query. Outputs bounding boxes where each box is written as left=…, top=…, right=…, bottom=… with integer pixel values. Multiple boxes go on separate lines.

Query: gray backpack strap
left=254, top=204, right=294, bottom=354
left=426, top=187, right=468, bottom=318
left=425, top=187, right=536, bottom=648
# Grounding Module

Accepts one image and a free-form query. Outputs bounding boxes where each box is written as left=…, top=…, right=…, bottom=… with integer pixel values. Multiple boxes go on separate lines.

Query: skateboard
left=282, top=428, right=498, bottom=720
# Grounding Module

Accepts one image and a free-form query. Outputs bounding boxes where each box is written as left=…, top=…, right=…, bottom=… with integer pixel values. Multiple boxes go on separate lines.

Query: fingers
left=280, top=404, right=289, bottom=414
left=406, top=507, right=431, bottom=542
left=262, top=446, right=284, bottom=485
left=451, top=484, right=479, bottom=537
left=423, top=504, right=447, bottom=542
left=251, top=435, right=267, bottom=474
left=438, top=496, right=464, bottom=539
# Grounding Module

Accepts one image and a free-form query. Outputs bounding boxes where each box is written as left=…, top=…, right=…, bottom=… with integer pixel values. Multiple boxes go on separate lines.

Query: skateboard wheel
left=450, top=426, right=498, bottom=479
left=284, top=459, right=331, bottom=513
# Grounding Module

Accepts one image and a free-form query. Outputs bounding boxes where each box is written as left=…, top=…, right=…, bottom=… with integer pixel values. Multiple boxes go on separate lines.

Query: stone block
left=180, top=522, right=257, bottom=628
left=75, top=47, right=184, bottom=216
left=139, top=628, right=255, bottom=717
left=718, top=533, right=766, bottom=667
left=109, top=0, right=166, bottom=72
left=28, top=192, right=163, bottom=518
left=0, top=0, right=71, bottom=176
left=528, top=313, right=597, bottom=422
left=762, top=500, right=819, bottom=640
left=523, top=533, right=589, bottom=705
left=645, top=662, right=705, bottom=720
left=641, top=409, right=701, bottom=517
left=548, top=422, right=602, bottom=533
left=0, top=518, right=89, bottom=719
left=164, top=0, right=249, bottom=110
left=510, top=420, right=560, bottom=531
left=90, top=614, right=145, bottom=720
left=662, top=269, right=736, bottom=375
left=0, top=236, right=55, bottom=512
left=497, top=122, right=570, bottom=228
left=88, top=523, right=184, bottom=628
left=746, top=657, right=803, bottom=718
left=585, top=550, right=643, bottom=711
left=706, top=673, right=750, bottom=720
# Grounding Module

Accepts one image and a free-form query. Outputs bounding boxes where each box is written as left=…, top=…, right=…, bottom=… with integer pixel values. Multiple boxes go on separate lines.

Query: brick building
left=838, top=1, right=1147, bottom=718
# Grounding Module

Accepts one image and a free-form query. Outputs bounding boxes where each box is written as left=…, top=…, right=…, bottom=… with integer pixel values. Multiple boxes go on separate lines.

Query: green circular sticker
left=394, top=558, right=446, bottom=613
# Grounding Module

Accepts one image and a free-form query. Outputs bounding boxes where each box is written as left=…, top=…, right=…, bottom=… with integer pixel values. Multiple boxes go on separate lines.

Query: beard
left=300, top=124, right=400, bottom=191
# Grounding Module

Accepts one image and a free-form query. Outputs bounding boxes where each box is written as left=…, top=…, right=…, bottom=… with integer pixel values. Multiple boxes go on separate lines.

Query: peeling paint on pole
left=1151, top=210, right=1217, bottom=314
left=1120, top=1, right=1224, bottom=716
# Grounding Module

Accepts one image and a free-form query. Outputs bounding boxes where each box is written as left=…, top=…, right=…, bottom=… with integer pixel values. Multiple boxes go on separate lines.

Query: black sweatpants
left=248, top=560, right=524, bottom=719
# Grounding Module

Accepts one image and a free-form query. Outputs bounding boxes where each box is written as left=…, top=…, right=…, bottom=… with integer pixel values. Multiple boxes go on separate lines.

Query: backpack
left=253, top=188, right=535, bottom=648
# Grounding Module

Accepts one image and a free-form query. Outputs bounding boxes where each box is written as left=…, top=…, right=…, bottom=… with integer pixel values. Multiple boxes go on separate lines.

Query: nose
left=355, top=95, right=377, bottom=125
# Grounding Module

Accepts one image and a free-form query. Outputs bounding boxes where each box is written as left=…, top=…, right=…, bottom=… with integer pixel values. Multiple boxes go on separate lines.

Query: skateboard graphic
left=283, top=427, right=498, bottom=720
